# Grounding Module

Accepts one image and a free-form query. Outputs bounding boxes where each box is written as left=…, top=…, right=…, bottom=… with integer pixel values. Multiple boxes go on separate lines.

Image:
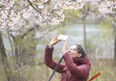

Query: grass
left=0, top=58, right=116, bottom=81
left=89, top=58, right=116, bottom=81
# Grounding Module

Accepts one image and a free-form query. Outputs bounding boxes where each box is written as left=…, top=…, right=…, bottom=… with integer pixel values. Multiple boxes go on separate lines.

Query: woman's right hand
left=49, top=35, right=61, bottom=48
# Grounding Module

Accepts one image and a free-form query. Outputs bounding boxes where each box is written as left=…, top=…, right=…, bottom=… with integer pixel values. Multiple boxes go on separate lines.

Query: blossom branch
left=27, top=0, right=48, bottom=23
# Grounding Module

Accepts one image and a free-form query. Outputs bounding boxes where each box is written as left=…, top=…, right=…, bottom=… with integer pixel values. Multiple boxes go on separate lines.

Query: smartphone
left=57, top=34, right=68, bottom=41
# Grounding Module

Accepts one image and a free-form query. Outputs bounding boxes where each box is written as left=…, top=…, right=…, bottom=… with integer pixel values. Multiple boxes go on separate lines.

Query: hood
left=73, top=55, right=91, bottom=67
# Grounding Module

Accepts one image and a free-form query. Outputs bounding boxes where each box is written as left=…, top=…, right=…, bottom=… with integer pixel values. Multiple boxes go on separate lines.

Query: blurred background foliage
left=0, top=0, right=116, bottom=81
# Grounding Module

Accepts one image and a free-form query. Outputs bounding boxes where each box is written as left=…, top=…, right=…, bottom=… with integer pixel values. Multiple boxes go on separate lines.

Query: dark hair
left=75, top=44, right=86, bottom=57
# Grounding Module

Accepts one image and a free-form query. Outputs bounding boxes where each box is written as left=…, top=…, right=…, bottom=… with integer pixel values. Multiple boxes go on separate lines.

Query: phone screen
left=57, top=34, right=68, bottom=40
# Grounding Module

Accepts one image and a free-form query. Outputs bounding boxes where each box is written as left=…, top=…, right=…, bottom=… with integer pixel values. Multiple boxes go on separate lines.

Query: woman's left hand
left=62, top=40, right=67, bottom=55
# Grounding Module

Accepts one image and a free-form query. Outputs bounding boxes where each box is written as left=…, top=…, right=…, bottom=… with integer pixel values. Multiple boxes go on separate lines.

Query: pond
left=2, top=23, right=114, bottom=59
left=37, top=24, right=114, bottom=59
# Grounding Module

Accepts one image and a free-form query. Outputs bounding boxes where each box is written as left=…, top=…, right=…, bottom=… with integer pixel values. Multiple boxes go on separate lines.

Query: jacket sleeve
left=44, top=45, right=65, bottom=73
left=63, top=53, right=90, bottom=78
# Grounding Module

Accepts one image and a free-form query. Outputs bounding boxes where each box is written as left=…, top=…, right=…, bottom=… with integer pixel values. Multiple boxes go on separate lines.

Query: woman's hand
left=62, top=40, right=67, bottom=54
left=49, top=35, right=61, bottom=48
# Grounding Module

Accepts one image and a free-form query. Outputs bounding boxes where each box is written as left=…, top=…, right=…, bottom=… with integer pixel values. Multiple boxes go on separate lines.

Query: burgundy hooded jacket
left=44, top=45, right=91, bottom=81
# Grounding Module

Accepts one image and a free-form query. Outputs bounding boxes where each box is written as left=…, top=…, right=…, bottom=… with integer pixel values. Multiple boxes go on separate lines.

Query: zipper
left=66, top=72, right=70, bottom=81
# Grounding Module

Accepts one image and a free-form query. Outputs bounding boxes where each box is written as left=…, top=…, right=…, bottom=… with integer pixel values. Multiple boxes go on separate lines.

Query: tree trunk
left=82, top=5, right=89, bottom=52
left=114, top=34, right=116, bottom=66
left=0, top=32, right=11, bottom=81
left=14, top=33, right=36, bottom=67
left=112, top=20, right=116, bottom=65
left=83, top=18, right=87, bottom=51
left=114, top=35, right=116, bottom=62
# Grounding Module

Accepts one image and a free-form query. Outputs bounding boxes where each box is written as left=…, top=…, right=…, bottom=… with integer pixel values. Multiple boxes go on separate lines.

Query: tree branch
left=27, top=0, right=42, bottom=14
left=21, top=27, right=34, bottom=38
left=27, top=0, right=48, bottom=23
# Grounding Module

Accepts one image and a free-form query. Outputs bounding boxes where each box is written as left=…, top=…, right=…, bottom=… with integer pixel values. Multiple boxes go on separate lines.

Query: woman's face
left=67, top=45, right=82, bottom=58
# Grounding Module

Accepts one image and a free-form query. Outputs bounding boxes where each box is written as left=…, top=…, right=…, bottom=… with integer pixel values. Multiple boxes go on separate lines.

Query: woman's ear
left=78, top=53, right=82, bottom=57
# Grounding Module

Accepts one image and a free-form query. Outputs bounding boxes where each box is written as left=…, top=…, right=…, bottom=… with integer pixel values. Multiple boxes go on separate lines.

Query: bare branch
left=21, top=27, right=36, bottom=38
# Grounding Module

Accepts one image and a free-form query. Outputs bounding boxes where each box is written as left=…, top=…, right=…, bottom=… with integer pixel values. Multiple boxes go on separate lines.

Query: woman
left=44, top=35, right=91, bottom=81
